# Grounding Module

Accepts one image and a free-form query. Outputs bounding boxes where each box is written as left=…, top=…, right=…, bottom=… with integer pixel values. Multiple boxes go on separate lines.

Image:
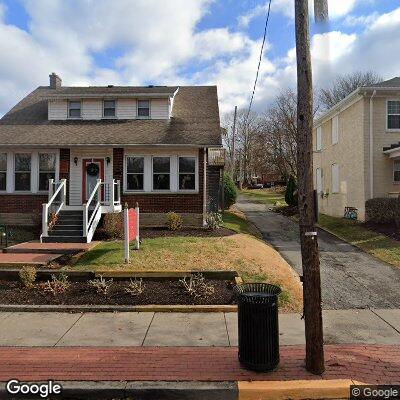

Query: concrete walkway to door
left=236, top=194, right=400, bottom=310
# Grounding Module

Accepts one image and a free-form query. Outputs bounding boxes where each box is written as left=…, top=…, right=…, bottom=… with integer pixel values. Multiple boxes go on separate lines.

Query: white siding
left=117, top=99, right=137, bottom=119
left=82, top=100, right=102, bottom=119
left=332, top=115, right=339, bottom=144
left=316, top=168, right=322, bottom=193
left=151, top=99, right=169, bottom=119
left=69, top=147, right=113, bottom=205
left=48, top=100, right=68, bottom=120
left=331, top=163, right=340, bottom=193
left=316, top=126, right=322, bottom=151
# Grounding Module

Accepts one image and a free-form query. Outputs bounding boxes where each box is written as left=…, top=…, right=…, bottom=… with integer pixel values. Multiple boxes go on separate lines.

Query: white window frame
left=316, top=126, right=322, bottom=151
left=316, top=167, right=323, bottom=194
left=38, top=152, right=57, bottom=192
left=178, top=156, right=198, bottom=192
left=68, top=100, right=82, bottom=118
left=137, top=99, right=151, bottom=118
left=103, top=99, right=117, bottom=118
left=393, top=160, right=400, bottom=183
left=332, top=115, right=339, bottom=145
left=14, top=153, right=32, bottom=192
left=0, top=153, right=6, bottom=192
left=331, top=163, right=340, bottom=194
left=124, top=155, right=145, bottom=192
left=387, top=99, right=400, bottom=131
left=152, top=156, right=171, bottom=191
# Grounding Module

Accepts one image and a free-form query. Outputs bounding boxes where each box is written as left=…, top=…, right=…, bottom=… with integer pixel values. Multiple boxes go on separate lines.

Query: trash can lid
left=234, top=283, right=282, bottom=297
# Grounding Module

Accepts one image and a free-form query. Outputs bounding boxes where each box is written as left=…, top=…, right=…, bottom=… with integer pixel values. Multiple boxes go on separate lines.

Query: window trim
left=103, top=99, right=117, bottom=119
left=124, top=155, right=145, bottom=192
left=0, top=152, right=7, bottom=192
left=137, top=99, right=151, bottom=119
left=386, top=99, right=400, bottom=132
left=38, top=152, right=57, bottom=192
left=331, top=163, right=340, bottom=194
left=316, top=167, right=323, bottom=194
left=393, top=160, right=400, bottom=184
left=177, top=156, right=197, bottom=192
left=152, top=156, right=171, bottom=191
left=68, top=100, right=82, bottom=119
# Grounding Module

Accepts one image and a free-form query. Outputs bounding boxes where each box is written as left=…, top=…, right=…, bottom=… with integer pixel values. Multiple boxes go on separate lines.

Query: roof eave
left=44, top=92, right=176, bottom=100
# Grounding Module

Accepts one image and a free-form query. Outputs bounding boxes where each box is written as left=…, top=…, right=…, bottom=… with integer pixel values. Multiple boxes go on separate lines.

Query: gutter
left=369, top=90, right=376, bottom=199
left=0, top=143, right=223, bottom=148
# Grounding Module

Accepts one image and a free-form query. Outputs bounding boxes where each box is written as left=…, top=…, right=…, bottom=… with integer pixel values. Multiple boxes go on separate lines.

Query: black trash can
left=234, top=283, right=281, bottom=371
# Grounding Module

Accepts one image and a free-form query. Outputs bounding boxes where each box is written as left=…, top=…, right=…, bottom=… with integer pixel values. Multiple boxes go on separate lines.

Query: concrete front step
left=42, top=236, right=87, bottom=243
left=49, top=230, right=83, bottom=237
left=3, top=241, right=99, bottom=254
left=0, top=252, right=63, bottom=267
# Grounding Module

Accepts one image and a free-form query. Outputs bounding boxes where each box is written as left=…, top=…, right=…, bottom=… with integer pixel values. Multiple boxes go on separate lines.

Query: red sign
left=128, top=208, right=139, bottom=242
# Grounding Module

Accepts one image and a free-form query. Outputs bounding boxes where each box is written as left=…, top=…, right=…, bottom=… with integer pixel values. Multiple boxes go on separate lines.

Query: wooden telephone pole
left=294, top=0, right=325, bottom=374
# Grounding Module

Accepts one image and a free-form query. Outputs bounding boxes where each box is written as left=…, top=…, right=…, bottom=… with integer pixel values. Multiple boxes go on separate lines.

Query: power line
left=246, top=0, right=272, bottom=121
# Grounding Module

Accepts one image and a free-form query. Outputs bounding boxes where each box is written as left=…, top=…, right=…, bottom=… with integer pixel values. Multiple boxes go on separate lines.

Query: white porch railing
left=41, top=179, right=66, bottom=238
left=83, top=179, right=102, bottom=243
left=101, top=179, right=121, bottom=207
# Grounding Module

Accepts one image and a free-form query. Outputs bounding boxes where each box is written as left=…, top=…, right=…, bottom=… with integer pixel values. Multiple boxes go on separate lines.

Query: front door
left=82, top=158, right=105, bottom=202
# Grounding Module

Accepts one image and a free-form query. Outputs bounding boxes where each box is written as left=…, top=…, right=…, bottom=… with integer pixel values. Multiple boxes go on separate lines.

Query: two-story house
left=313, top=77, right=400, bottom=221
left=0, top=73, right=224, bottom=242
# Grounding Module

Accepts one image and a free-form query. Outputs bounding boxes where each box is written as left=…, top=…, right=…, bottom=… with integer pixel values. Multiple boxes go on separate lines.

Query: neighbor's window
left=316, top=167, right=323, bottom=194
left=316, top=126, right=322, bottom=151
left=14, top=153, right=31, bottom=191
left=137, top=100, right=150, bottom=117
left=38, top=153, right=56, bottom=191
left=394, top=161, right=400, bottom=182
left=103, top=100, right=116, bottom=117
left=332, top=115, right=339, bottom=144
left=331, top=163, right=339, bottom=193
left=178, top=157, right=196, bottom=190
left=68, top=101, right=81, bottom=118
left=153, top=157, right=170, bottom=190
left=0, top=153, right=6, bottom=191
left=126, top=156, right=144, bottom=191
left=388, top=100, right=400, bottom=130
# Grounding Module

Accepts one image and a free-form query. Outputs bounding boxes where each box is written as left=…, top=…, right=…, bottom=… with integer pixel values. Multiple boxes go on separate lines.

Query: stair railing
left=100, top=179, right=121, bottom=207
left=41, top=179, right=66, bottom=238
left=83, top=179, right=102, bottom=242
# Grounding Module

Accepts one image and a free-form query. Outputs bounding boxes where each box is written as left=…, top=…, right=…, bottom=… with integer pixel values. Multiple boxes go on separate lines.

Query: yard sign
left=124, top=205, right=140, bottom=263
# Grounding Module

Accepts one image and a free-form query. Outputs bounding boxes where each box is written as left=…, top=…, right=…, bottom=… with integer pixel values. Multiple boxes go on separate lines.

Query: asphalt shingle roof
left=364, top=77, right=400, bottom=88
left=0, top=86, right=222, bottom=146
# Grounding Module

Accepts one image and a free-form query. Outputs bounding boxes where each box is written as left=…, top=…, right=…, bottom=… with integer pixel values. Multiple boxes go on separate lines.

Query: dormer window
left=68, top=101, right=81, bottom=118
left=103, top=100, right=116, bottom=118
left=138, top=100, right=150, bottom=118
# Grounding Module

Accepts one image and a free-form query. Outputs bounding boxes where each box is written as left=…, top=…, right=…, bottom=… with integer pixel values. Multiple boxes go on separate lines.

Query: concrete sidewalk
left=0, top=309, right=399, bottom=347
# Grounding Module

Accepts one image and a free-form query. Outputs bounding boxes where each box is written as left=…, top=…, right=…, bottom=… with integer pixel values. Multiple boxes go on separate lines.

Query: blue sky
left=0, top=0, right=399, bottom=116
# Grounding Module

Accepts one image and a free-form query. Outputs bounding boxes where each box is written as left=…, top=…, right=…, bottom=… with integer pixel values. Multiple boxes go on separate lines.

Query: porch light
left=106, top=156, right=111, bottom=165
left=74, top=157, right=78, bottom=166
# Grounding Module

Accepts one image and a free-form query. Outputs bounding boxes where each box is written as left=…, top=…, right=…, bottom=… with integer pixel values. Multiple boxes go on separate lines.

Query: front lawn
left=318, top=214, right=400, bottom=268
left=241, top=188, right=286, bottom=206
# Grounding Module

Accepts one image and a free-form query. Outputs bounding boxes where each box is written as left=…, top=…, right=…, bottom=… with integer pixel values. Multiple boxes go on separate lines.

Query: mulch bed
left=274, top=205, right=298, bottom=217
left=363, top=221, right=400, bottom=241
left=0, top=279, right=236, bottom=306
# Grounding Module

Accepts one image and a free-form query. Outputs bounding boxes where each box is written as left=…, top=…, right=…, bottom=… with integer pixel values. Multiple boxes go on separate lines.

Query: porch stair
left=43, top=210, right=85, bottom=243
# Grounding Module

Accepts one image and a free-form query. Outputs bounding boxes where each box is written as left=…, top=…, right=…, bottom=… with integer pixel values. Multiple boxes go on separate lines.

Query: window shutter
left=332, top=116, right=339, bottom=144
left=316, top=168, right=322, bottom=193
left=316, top=126, right=322, bottom=151
left=331, top=164, right=339, bottom=193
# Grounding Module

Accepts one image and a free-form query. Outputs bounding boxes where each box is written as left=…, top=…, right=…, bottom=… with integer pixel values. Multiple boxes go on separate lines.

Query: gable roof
left=365, top=77, right=400, bottom=88
left=0, top=85, right=222, bottom=147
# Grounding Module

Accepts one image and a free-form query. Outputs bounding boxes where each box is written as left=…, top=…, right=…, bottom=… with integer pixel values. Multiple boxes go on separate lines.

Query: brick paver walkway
left=0, top=345, right=398, bottom=384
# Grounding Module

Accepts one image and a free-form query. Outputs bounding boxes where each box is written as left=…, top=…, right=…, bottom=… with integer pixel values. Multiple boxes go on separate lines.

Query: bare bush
left=125, top=278, right=145, bottom=296
left=89, top=276, right=113, bottom=295
left=179, top=273, right=215, bottom=298
left=39, top=273, right=70, bottom=296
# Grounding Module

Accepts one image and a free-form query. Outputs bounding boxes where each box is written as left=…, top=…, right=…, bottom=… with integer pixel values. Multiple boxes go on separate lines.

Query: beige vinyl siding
left=69, top=147, right=113, bottom=205
left=48, top=100, right=68, bottom=120
left=117, top=99, right=137, bottom=119
left=150, top=99, right=169, bottom=119
left=82, top=100, right=102, bottom=119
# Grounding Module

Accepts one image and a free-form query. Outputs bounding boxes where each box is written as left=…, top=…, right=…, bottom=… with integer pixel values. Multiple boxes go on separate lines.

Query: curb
left=0, top=304, right=238, bottom=313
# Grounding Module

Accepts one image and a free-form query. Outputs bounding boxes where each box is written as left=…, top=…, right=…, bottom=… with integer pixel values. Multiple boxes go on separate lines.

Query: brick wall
left=0, top=195, right=47, bottom=214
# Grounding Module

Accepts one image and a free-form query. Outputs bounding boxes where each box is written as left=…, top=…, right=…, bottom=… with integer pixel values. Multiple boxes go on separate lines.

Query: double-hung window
left=68, top=101, right=81, bottom=118
left=394, top=161, right=400, bottom=183
left=316, top=168, right=323, bottom=194
left=126, top=156, right=144, bottom=191
left=331, top=163, right=339, bottom=194
left=0, top=153, right=6, bottom=191
left=388, top=101, right=400, bottom=130
left=178, top=157, right=196, bottom=190
left=137, top=100, right=150, bottom=117
left=103, top=100, right=116, bottom=117
left=14, top=153, right=31, bottom=191
left=153, top=157, right=170, bottom=190
left=38, top=153, right=56, bottom=191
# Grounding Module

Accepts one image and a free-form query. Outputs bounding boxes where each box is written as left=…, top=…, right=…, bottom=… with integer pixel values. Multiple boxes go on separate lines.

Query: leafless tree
left=318, top=71, right=383, bottom=110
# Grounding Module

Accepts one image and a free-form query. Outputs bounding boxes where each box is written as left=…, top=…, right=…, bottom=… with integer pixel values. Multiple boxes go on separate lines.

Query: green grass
left=318, top=214, right=400, bottom=268
left=221, top=211, right=260, bottom=237
left=241, top=189, right=286, bottom=206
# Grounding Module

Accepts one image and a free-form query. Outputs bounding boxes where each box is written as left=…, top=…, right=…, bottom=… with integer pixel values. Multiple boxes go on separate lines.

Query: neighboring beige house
left=313, top=77, right=400, bottom=221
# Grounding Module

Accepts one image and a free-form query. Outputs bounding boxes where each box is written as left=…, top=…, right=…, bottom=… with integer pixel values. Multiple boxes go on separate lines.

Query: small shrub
left=19, top=266, right=37, bottom=288
left=103, top=213, right=124, bottom=239
left=89, top=276, right=113, bottom=295
left=39, top=273, right=70, bottom=296
left=366, top=198, right=400, bottom=223
left=179, top=273, right=215, bottom=298
left=285, top=175, right=298, bottom=207
left=223, top=173, right=237, bottom=209
left=48, top=212, right=59, bottom=230
left=166, top=212, right=183, bottom=231
left=205, top=212, right=223, bottom=230
left=125, top=278, right=145, bottom=296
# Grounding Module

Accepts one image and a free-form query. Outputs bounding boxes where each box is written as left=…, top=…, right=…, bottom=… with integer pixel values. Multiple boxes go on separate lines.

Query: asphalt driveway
left=236, top=194, right=400, bottom=310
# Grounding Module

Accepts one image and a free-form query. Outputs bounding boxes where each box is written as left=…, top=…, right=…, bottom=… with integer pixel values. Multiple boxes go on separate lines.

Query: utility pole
left=314, top=0, right=329, bottom=23
left=232, top=106, right=237, bottom=181
left=295, top=0, right=325, bottom=374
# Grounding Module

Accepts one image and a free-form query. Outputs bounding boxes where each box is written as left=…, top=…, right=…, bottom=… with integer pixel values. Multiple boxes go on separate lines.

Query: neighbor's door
left=82, top=158, right=105, bottom=202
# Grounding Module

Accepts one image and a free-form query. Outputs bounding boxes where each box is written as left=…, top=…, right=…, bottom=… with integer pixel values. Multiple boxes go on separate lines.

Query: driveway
left=236, top=194, right=400, bottom=310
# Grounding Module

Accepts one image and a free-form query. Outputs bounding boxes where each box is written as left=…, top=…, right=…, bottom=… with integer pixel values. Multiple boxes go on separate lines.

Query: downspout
left=203, top=148, right=207, bottom=226
left=369, top=90, right=376, bottom=199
